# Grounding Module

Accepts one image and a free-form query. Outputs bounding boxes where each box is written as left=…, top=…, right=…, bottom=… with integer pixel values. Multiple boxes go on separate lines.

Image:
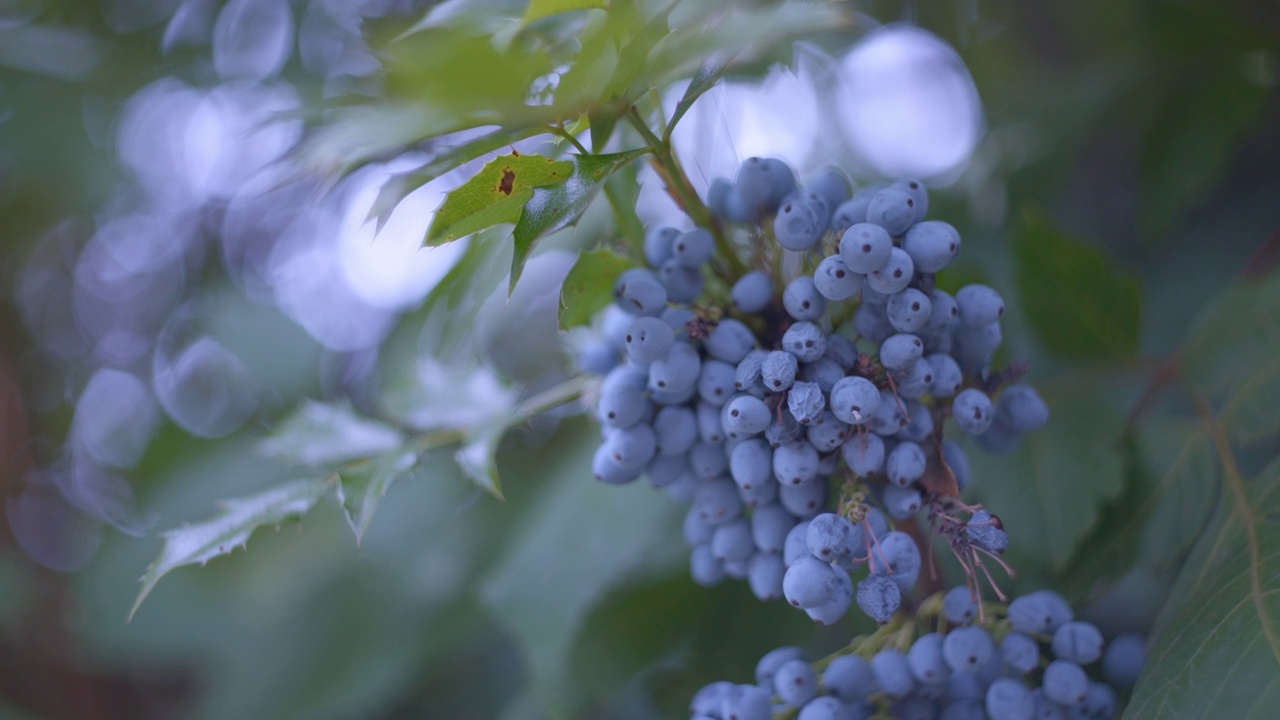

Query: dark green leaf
left=966, top=371, right=1127, bottom=570
left=1127, top=452, right=1280, bottom=718
left=1180, top=271, right=1280, bottom=398
left=588, top=107, right=618, bottom=153
left=1012, top=212, right=1143, bottom=361
left=509, top=148, right=649, bottom=293
left=604, top=5, right=673, bottom=101
left=1059, top=418, right=1218, bottom=592
left=130, top=477, right=330, bottom=620
left=258, top=401, right=403, bottom=467
left=523, top=0, right=607, bottom=26
left=603, top=159, right=646, bottom=256
left=559, top=247, right=636, bottom=330
left=1220, top=354, right=1280, bottom=446
left=426, top=153, right=574, bottom=246
left=454, top=422, right=509, bottom=500
left=336, top=450, right=419, bottom=544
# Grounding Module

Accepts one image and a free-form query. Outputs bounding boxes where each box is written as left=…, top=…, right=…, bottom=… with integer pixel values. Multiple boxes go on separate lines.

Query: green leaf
left=966, top=371, right=1127, bottom=570
left=426, top=153, right=574, bottom=246
left=523, top=0, right=607, bottom=25
left=666, top=54, right=728, bottom=137
left=588, top=107, right=618, bottom=153
left=454, top=422, right=509, bottom=500
left=1012, top=212, right=1143, bottom=361
left=1126, top=452, right=1280, bottom=718
left=366, top=125, right=552, bottom=230
left=1180, top=271, right=1280, bottom=398
left=381, top=357, right=518, bottom=434
left=558, top=247, right=636, bottom=330
left=479, top=419, right=685, bottom=714
left=1059, top=418, right=1218, bottom=592
left=336, top=450, right=419, bottom=544
left=509, top=148, right=648, bottom=293
left=129, top=478, right=330, bottom=620
left=258, top=401, right=403, bottom=467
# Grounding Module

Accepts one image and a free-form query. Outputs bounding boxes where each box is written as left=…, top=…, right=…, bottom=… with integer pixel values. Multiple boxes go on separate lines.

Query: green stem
left=552, top=122, right=589, bottom=155
left=624, top=109, right=748, bottom=279
left=513, top=375, right=591, bottom=419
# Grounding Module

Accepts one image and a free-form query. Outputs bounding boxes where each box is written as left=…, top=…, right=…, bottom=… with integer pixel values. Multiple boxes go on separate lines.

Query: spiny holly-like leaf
left=426, top=153, right=574, bottom=246
left=258, top=401, right=403, bottom=467
left=381, top=357, right=518, bottom=435
left=559, top=247, right=636, bottom=330
left=965, top=371, right=1127, bottom=570
left=509, top=148, right=649, bottom=293
left=129, top=477, right=330, bottom=620
left=1126, top=447, right=1280, bottom=718
left=336, top=450, right=419, bottom=545
left=455, top=422, right=509, bottom=500
left=523, top=0, right=607, bottom=26
left=1013, top=212, right=1143, bottom=361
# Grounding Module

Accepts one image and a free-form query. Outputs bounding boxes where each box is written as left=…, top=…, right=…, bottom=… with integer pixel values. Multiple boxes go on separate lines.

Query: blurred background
left=1, top=0, right=1278, bottom=718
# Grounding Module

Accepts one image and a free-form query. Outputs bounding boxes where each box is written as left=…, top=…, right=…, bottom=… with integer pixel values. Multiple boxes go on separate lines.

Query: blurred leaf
left=605, top=5, right=674, bottom=101
left=523, top=0, right=606, bottom=25
left=425, top=153, right=574, bottom=245
left=967, top=371, right=1127, bottom=570
left=1180, top=271, right=1280, bottom=397
left=258, top=401, right=403, bottom=467
left=1012, top=212, right=1143, bottom=361
left=559, top=247, right=636, bottom=330
left=479, top=419, right=685, bottom=714
left=553, top=1, right=640, bottom=112
left=336, top=450, right=419, bottom=544
left=588, top=107, right=618, bottom=153
left=510, top=148, right=649, bottom=292
left=1219, top=354, right=1280, bottom=446
left=1059, top=418, right=1218, bottom=593
left=455, top=422, right=509, bottom=499
left=666, top=54, right=728, bottom=136
left=385, top=28, right=553, bottom=120
left=603, top=157, right=646, bottom=255
left=1127, top=451, right=1280, bottom=718
left=381, top=357, right=518, bottom=434
left=130, top=478, right=330, bottom=620
left=301, top=103, right=467, bottom=177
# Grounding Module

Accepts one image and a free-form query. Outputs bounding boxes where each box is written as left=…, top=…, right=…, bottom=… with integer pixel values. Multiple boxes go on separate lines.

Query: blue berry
left=870, top=648, right=914, bottom=697
left=895, top=357, right=936, bottom=400
left=693, top=478, right=743, bottom=525
left=752, top=504, right=796, bottom=555
left=880, top=333, right=924, bottom=371
left=690, top=544, right=725, bottom=587
left=839, top=223, right=893, bottom=273
left=986, top=678, right=1034, bottom=720
left=806, top=512, right=857, bottom=561
left=890, top=179, right=930, bottom=223
left=805, top=413, right=848, bottom=453
left=783, top=276, right=828, bottom=321
left=841, top=431, right=885, bottom=475
left=902, top=220, right=959, bottom=272
left=886, top=440, right=926, bottom=487
left=908, top=632, right=951, bottom=684
left=723, top=394, right=772, bottom=436
left=1001, top=632, right=1040, bottom=675
left=857, top=573, right=902, bottom=624
left=956, top=284, right=1005, bottom=326
left=925, top=288, right=959, bottom=335
left=942, top=441, right=970, bottom=490
left=824, top=333, right=858, bottom=370
left=624, top=316, right=675, bottom=363
left=773, top=439, right=820, bottom=486
left=711, top=518, right=754, bottom=563
left=729, top=438, right=773, bottom=489
left=943, top=626, right=996, bottom=672
left=731, top=270, right=774, bottom=313
left=965, top=509, right=1009, bottom=554
left=927, top=353, right=963, bottom=397
left=869, top=530, right=922, bottom=592
left=1042, top=660, right=1089, bottom=706
left=761, top=350, right=799, bottom=391
left=773, top=658, right=819, bottom=707
left=576, top=339, right=618, bottom=375
left=782, top=321, right=827, bottom=363
left=733, top=349, right=768, bottom=393
left=602, top=422, right=656, bottom=469
left=658, top=258, right=703, bottom=303
left=756, top=646, right=806, bottom=690
left=643, top=225, right=678, bottom=266
left=613, top=268, right=667, bottom=315
left=887, top=287, right=933, bottom=333
left=797, top=696, right=852, bottom=720
left=720, top=683, right=772, bottom=720
left=830, top=192, right=874, bottom=235
left=1102, top=633, right=1145, bottom=688
left=697, top=359, right=737, bottom=405
left=747, top=552, right=786, bottom=601
left=809, top=166, right=853, bottom=214
left=997, top=385, right=1050, bottom=432
left=943, top=586, right=978, bottom=624
left=774, top=194, right=827, bottom=251
left=787, top=381, right=826, bottom=425
left=652, top=406, right=696, bottom=456
left=799, top=357, right=845, bottom=394
left=705, top=318, right=757, bottom=364
left=1076, top=682, right=1117, bottom=719
left=736, top=157, right=796, bottom=217
left=952, top=388, right=994, bottom=435
left=806, top=566, right=853, bottom=625
left=1052, top=621, right=1105, bottom=665
left=866, top=187, right=917, bottom=236
left=592, top=443, right=643, bottom=485
left=823, top=655, right=876, bottom=702
left=671, top=227, right=713, bottom=267
left=814, top=254, right=864, bottom=301
left=1009, top=590, right=1074, bottom=634
left=854, top=301, right=894, bottom=343
left=784, top=555, right=839, bottom=610
left=829, top=376, right=880, bottom=425
left=865, top=247, right=915, bottom=295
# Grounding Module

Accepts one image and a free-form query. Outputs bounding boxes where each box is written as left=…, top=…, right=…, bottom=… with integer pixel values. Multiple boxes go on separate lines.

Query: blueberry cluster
left=690, top=588, right=1147, bottom=720
left=578, top=158, right=1047, bottom=625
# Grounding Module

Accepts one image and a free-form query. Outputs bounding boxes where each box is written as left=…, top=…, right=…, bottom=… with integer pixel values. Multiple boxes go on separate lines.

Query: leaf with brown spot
left=425, top=153, right=573, bottom=246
